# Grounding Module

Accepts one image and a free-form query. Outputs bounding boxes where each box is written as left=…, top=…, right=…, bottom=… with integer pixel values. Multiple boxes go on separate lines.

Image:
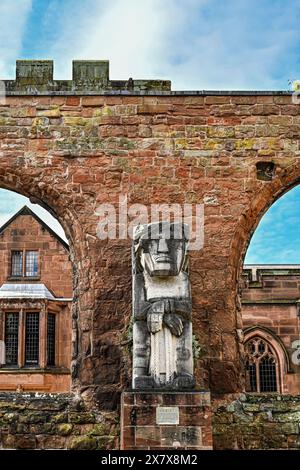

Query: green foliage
left=192, top=334, right=202, bottom=359
left=121, top=316, right=133, bottom=354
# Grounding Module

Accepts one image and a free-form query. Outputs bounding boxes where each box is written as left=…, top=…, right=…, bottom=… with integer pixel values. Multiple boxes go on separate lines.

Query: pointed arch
left=232, top=160, right=300, bottom=286
left=0, top=165, right=85, bottom=394
left=244, top=326, right=290, bottom=393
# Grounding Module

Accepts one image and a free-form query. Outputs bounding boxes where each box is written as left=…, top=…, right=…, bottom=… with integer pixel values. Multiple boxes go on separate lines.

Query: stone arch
left=243, top=326, right=290, bottom=393
left=229, top=160, right=300, bottom=392
left=232, top=160, right=300, bottom=285
left=0, top=164, right=86, bottom=393
left=0, top=169, right=77, bottom=248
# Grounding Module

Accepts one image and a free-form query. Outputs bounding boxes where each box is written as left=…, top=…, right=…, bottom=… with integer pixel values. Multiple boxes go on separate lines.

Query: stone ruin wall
left=1, top=60, right=300, bottom=448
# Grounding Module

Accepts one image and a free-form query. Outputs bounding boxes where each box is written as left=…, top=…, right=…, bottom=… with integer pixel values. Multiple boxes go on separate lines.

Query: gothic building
left=0, top=206, right=72, bottom=392
left=242, top=264, right=300, bottom=394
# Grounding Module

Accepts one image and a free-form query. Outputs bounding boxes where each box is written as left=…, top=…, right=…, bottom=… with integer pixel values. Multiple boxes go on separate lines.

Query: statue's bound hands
left=164, top=313, right=183, bottom=337
left=147, top=300, right=165, bottom=333
left=147, top=313, right=163, bottom=333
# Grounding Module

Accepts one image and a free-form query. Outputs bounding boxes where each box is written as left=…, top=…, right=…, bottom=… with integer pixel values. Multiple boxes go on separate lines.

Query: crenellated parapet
left=2, top=60, right=171, bottom=95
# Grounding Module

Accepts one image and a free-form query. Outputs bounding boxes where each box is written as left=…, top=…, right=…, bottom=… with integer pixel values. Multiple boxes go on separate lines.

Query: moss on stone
left=208, top=126, right=235, bottom=138
left=51, top=412, right=69, bottom=423
left=192, top=334, right=202, bottom=359
left=70, top=436, right=98, bottom=450
left=64, top=117, right=90, bottom=126
left=69, top=412, right=96, bottom=424
left=37, top=108, right=61, bottom=118
left=93, top=106, right=114, bottom=117
left=57, top=423, right=73, bottom=436
left=88, top=423, right=110, bottom=436
left=32, top=116, right=49, bottom=127
left=19, top=412, right=48, bottom=424
left=97, top=435, right=116, bottom=449
left=273, top=411, right=300, bottom=422
left=174, top=138, right=189, bottom=149
left=3, top=412, right=18, bottom=424
left=0, top=117, right=15, bottom=126
left=235, top=138, right=256, bottom=150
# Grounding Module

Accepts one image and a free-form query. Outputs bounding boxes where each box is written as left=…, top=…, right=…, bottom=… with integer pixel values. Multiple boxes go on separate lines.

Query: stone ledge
left=0, top=368, right=70, bottom=375
left=1, top=89, right=295, bottom=97
left=242, top=299, right=298, bottom=304
left=0, top=60, right=296, bottom=96
left=0, top=391, right=73, bottom=401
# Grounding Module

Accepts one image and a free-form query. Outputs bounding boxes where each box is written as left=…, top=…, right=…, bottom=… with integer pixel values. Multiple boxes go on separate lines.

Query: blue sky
left=1, top=0, right=300, bottom=89
left=0, top=0, right=300, bottom=261
left=245, top=186, right=300, bottom=264
left=0, top=189, right=67, bottom=242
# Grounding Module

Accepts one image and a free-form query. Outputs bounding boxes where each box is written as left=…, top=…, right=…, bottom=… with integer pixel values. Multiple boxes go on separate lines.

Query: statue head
left=133, top=222, right=189, bottom=277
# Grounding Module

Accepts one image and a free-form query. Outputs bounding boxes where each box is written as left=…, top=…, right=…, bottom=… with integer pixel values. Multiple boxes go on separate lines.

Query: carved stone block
left=132, top=222, right=195, bottom=390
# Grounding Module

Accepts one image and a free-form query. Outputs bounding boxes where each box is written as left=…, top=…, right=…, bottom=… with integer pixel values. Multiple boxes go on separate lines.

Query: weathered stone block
left=72, top=60, right=109, bottom=88
left=57, top=423, right=73, bottom=436
left=135, top=426, right=161, bottom=447
left=69, top=412, right=96, bottom=424
left=121, top=391, right=212, bottom=450
left=160, top=426, right=202, bottom=448
left=16, top=60, right=53, bottom=85
left=70, top=435, right=98, bottom=450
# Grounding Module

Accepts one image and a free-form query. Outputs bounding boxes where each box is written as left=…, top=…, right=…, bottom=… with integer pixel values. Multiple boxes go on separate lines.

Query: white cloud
left=44, top=0, right=300, bottom=90
left=1, top=0, right=298, bottom=89
left=1, top=0, right=300, bottom=88
left=46, top=0, right=190, bottom=80
left=0, top=0, right=32, bottom=77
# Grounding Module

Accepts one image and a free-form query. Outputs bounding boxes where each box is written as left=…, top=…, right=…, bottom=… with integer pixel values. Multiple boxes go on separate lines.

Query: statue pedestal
left=121, top=391, right=213, bottom=450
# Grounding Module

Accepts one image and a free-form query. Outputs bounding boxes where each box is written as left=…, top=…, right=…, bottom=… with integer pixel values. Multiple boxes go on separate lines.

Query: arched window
left=245, top=336, right=279, bottom=392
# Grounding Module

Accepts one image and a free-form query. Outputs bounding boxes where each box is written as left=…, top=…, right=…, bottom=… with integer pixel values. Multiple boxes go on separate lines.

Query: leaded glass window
left=47, top=313, right=56, bottom=366
left=245, top=337, right=278, bottom=392
left=25, top=313, right=39, bottom=366
left=25, top=251, right=39, bottom=277
left=5, top=313, right=19, bottom=365
left=11, top=251, right=23, bottom=277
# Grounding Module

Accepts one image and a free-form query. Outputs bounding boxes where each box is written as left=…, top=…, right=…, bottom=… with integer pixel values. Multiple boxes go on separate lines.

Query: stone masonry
left=121, top=391, right=212, bottom=450
left=0, top=392, right=118, bottom=450
left=1, top=60, right=300, bottom=448
left=213, top=394, right=300, bottom=450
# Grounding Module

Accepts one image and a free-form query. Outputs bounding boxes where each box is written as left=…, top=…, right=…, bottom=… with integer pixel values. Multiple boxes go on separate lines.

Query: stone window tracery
left=245, top=336, right=279, bottom=392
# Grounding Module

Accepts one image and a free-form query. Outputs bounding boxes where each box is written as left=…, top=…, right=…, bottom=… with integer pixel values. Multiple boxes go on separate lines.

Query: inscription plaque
left=156, top=406, right=179, bottom=425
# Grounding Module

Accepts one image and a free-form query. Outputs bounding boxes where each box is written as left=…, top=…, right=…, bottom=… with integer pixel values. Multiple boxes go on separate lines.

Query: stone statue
left=132, top=222, right=195, bottom=389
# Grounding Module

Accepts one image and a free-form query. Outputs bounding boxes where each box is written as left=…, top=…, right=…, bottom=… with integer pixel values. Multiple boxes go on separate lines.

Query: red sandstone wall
left=0, top=371, right=70, bottom=393
left=243, top=273, right=300, bottom=301
left=1, top=93, right=300, bottom=402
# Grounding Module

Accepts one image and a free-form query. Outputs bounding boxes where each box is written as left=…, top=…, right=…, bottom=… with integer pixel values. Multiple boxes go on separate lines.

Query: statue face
left=140, top=236, right=185, bottom=277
